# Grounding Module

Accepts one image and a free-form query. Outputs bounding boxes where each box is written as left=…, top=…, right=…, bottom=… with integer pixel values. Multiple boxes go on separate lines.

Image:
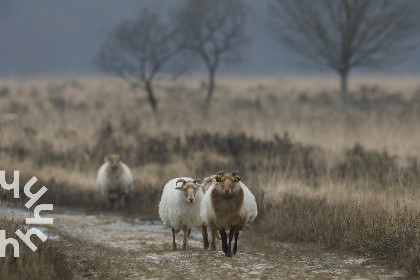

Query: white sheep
left=96, top=154, right=133, bottom=209
left=200, top=171, right=258, bottom=257
left=159, top=177, right=209, bottom=250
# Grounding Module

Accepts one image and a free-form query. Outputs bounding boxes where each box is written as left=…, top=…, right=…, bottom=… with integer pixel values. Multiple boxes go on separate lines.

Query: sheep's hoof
left=210, top=246, right=216, bottom=251
left=225, top=252, right=232, bottom=257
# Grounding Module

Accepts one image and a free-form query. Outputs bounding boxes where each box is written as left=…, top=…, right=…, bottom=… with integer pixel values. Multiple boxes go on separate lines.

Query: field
left=1, top=76, right=420, bottom=278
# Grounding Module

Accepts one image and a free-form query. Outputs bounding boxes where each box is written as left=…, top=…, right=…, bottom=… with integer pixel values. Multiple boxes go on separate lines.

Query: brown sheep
left=200, top=171, right=258, bottom=257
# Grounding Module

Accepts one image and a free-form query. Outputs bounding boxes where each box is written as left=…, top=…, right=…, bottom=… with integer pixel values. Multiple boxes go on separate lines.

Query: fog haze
left=1, top=0, right=419, bottom=78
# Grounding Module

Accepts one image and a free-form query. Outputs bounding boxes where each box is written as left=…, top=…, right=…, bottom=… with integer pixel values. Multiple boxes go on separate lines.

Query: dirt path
left=39, top=210, right=412, bottom=280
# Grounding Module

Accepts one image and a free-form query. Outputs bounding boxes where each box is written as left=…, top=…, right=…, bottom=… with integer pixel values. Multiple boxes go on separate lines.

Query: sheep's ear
left=104, top=155, right=111, bottom=162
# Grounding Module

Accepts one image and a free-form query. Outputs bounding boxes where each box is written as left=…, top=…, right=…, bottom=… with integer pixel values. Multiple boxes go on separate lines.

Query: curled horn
left=216, top=171, right=224, bottom=182
left=232, top=171, right=241, bottom=182
left=193, top=179, right=202, bottom=185
left=176, top=179, right=186, bottom=188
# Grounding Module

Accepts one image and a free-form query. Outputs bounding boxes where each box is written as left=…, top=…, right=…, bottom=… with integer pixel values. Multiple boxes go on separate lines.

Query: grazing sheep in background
left=97, top=154, right=133, bottom=209
left=159, top=177, right=209, bottom=250
left=201, top=171, right=258, bottom=257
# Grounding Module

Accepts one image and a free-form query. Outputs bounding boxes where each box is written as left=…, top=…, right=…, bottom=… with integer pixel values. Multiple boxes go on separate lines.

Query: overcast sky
left=0, top=0, right=419, bottom=78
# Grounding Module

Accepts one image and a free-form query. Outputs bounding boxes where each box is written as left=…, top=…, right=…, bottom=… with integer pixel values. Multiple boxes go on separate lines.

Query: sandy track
left=41, top=211, right=411, bottom=280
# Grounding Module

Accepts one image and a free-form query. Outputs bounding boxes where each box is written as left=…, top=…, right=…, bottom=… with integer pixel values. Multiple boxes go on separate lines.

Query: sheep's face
left=215, top=171, right=241, bottom=197
left=106, top=154, right=120, bottom=170
left=175, top=179, right=202, bottom=204
left=202, top=175, right=217, bottom=192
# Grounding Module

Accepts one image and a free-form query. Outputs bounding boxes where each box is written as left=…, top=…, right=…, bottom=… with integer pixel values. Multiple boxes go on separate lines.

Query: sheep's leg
left=219, top=229, right=228, bottom=254
left=226, top=227, right=234, bottom=257
left=182, top=227, right=189, bottom=250
left=202, top=226, right=209, bottom=249
left=172, top=227, right=177, bottom=250
left=116, top=194, right=121, bottom=209
left=188, top=228, right=191, bottom=237
left=119, top=194, right=126, bottom=209
left=233, top=230, right=239, bottom=254
left=106, top=197, right=113, bottom=210
left=216, top=231, right=222, bottom=240
left=210, top=229, right=217, bottom=251
left=112, top=194, right=119, bottom=210
left=109, top=194, right=118, bottom=210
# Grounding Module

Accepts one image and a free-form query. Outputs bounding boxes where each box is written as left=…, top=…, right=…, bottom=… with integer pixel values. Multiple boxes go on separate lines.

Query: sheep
left=202, top=174, right=234, bottom=241
left=96, top=154, right=133, bottom=209
left=159, top=177, right=209, bottom=250
left=200, top=171, right=258, bottom=257
left=202, top=174, right=217, bottom=193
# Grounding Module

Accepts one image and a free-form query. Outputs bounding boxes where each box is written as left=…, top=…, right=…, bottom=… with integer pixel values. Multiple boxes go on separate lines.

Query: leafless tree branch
left=95, top=9, right=183, bottom=112
left=268, top=0, right=420, bottom=110
left=175, top=0, right=248, bottom=108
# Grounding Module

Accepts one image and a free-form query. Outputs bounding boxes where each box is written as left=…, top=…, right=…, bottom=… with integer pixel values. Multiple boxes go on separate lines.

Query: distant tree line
left=96, top=0, right=420, bottom=112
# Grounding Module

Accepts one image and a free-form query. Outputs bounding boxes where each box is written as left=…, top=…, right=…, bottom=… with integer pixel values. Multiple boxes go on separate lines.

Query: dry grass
left=0, top=213, right=72, bottom=280
left=1, top=76, right=419, bottom=156
left=257, top=188, right=420, bottom=272
left=1, top=76, right=420, bottom=273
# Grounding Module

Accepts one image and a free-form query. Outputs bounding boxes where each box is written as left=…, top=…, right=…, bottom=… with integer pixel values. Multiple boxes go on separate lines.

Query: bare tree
left=269, top=0, right=420, bottom=110
left=176, top=0, right=247, bottom=109
left=96, top=9, right=181, bottom=112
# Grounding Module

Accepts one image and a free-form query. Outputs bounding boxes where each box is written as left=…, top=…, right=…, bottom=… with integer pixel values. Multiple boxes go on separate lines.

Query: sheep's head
left=202, top=174, right=217, bottom=192
left=105, top=154, right=121, bottom=170
left=175, top=179, right=202, bottom=204
left=215, top=171, right=241, bottom=197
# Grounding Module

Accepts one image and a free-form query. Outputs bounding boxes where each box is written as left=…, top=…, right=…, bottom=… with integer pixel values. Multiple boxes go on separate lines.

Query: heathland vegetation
left=1, top=76, right=420, bottom=273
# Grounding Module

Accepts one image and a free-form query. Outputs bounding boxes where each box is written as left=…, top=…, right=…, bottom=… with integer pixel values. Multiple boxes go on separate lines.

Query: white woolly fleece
left=96, top=161, right=133, bottom=196
left=200, top=181, right=258, bottom=228
left=240, top=182, right=258, bottom=225
left=159, top=177, right=205, bottom=230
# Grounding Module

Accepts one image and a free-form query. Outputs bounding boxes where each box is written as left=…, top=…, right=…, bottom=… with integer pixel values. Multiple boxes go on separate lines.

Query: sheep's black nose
left=189, top=198, right=194, bottom=203
left=224, top=190, right=230, bottom=195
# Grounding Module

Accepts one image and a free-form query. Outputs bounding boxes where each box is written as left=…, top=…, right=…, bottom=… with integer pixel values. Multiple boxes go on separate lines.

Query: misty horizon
left=1, top=0, right=420, bottom=78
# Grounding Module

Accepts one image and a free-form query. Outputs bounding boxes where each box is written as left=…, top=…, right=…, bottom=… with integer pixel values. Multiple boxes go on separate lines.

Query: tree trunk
left=145, top=80, right=158, bottom=112
left=339, top=72, right=348, bottom=111
left=204, top=70, right=215, bottom=109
